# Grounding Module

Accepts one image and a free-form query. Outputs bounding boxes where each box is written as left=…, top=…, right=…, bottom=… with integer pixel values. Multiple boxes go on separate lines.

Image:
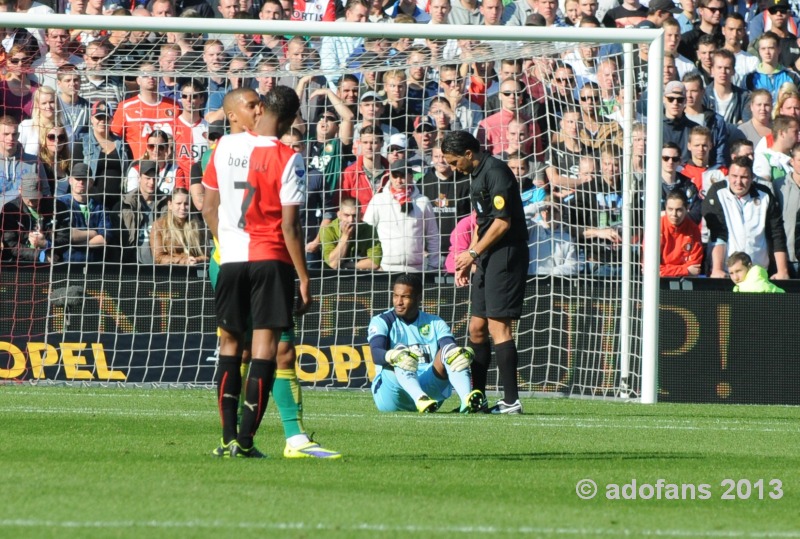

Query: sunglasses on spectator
left=8, top=57, right=28, bottom=65
left=704, top=6, right=725, bottom=12
left=441, top=79, right=462, bottom=85
left=319, top=116, right=338, bottom=122
left=147, top=143, right=169, bottom=151
left=85, top=55, right=105, bottom=61
left=580, top=95, right=599, bottom=101
left=388, top=146, right=405, bottom=153
left=47, top=133, right=68, bottom=142
left=666, top=96, right=686, bottom=104
left=662, top=155, right=681, bottom=162
left=181, top=93, right=204, bottom=99
left=501, top=91, right=526, bottom=97
left=768, top=6, right=789, bottom=13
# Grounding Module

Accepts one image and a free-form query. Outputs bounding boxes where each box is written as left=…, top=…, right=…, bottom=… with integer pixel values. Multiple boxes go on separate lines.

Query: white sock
left=287, top=434, right=310, bottom=448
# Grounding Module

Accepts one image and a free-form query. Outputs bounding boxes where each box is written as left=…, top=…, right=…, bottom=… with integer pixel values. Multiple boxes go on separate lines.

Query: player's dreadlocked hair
left=263, top=85, right=301, bottom=125
left=393, top=273, right=423, bottom=298
left=441, top=130, right=481, bottom=156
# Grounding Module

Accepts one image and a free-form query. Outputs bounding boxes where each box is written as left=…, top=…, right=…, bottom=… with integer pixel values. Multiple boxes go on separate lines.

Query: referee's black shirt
left=470, top=152, right=528, bottom=250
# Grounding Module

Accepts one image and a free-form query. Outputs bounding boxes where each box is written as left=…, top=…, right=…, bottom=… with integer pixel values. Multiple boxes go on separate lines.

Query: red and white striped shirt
left=110, top=95, right=180, bottom=160
left=202, top=131, right=305, bottom=264
left=290, top=0, right=337, bottom=22
left=173, top=115, right=209, bottom=180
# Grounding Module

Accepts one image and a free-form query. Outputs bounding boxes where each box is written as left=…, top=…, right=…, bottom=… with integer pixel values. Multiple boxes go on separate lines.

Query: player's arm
left=202, top=189, right=220, bottom=239
left=369, top=333, right=392, bottom=367
left=282, top=203, right=312, bottom=315
left=368, top=317, right=393, bottom=367
left=201, top=146, right=220, bottom=239
left=368, top=320, right=420, bottom=371
left=280, top=153, right=312, bottom=314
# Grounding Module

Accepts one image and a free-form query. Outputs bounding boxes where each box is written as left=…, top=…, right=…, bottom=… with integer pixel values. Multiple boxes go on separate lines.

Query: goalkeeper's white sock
left=393, top=368, right=426, bottom=403
left=443, top=360, right=473, bottom=407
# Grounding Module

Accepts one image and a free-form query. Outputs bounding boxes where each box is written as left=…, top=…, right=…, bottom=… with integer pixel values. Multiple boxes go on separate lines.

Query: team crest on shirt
left=494, top=195, right=505, bottom=210
left=684, top=242, right=692, bottom=251
left=368, top=325, right=378, bottom=337
left=166, top=109, right=174, bottom=117
left=420, top=324, right=431, bottom=337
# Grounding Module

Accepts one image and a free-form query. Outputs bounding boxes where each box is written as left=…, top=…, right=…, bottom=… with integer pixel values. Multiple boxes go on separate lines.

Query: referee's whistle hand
left=455, top=251, right=473, bottom=273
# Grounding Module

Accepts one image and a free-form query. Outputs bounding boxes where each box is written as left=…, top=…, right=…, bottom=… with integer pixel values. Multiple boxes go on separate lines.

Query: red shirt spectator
left=110, top=64, right=180, bottom=160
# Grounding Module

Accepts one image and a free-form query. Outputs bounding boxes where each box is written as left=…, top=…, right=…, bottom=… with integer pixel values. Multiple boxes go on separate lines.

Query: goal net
left=0, top=14, right=662, bottom=401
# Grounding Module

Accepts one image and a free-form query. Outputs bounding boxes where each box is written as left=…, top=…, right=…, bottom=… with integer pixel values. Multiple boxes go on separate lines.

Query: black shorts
left=470, top=244, right=528, bottom=319
left=215, top=260, right=295, bottom=334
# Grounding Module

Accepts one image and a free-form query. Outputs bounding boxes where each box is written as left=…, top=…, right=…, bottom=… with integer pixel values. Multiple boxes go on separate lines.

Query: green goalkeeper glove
left=386, top=348, right=420, bottom=372
left=444, top=346, right=474, bottom=372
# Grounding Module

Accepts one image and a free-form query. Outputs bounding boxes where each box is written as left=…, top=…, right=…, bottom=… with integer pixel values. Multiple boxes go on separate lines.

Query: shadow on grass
left=388, top=451, right=703, bottom=462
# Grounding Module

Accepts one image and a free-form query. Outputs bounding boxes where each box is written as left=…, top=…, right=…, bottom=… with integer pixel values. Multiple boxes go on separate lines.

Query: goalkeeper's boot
left=211, top=438, right=235, bottom=458
left=460, top=389, right=486, bottom=414
left=230, top=441, right=267, bottom=459
left=284, top=440, right=342, bottom=459
left=415, top=395, right=439, bottom=414
left=489, top=399, right=523, bottom=415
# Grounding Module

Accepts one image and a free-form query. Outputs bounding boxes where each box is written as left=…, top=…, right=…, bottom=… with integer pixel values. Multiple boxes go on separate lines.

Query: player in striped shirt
left=202, top=87, right=340, bottom=459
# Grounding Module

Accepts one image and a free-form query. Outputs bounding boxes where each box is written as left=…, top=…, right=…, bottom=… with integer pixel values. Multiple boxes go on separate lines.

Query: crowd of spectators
left=3, top=0, right=800, bottom=279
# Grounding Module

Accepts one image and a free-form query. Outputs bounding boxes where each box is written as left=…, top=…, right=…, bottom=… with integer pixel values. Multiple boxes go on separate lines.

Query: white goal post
left=0, top=13, right=663, bottom=403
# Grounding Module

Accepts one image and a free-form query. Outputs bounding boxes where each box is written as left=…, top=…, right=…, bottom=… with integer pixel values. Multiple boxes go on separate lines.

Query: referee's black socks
left=469, top=340, right=491, bottom=394
left=495, top=340, right=520, bottom=403
left=238, top=358, right=277, bottom=449
left=216, top=355, right=242, bottom=444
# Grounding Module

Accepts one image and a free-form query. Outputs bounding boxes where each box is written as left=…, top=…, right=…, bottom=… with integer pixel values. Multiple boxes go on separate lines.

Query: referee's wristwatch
left=468, top=248, right=479, bottom=260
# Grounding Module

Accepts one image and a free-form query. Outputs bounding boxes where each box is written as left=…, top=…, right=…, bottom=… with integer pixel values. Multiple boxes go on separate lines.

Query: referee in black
left=441, top=131, right=528, bottom=414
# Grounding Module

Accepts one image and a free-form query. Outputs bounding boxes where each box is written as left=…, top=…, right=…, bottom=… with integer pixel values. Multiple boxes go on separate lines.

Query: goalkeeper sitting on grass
left=368, top=273, right=484, bottom=413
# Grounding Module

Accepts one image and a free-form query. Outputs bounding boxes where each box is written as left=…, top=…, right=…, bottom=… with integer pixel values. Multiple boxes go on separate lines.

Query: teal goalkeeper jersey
left=367, top=309, right=454, bottom=375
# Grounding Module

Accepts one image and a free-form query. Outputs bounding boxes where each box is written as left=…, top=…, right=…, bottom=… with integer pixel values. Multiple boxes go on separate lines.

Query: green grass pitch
left=0, top=386, right=797, bottom=538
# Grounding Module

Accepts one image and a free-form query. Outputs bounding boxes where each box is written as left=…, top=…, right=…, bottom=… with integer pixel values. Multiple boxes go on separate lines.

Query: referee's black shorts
left=215, top=260, right=295, bottom=334
left=470, top=243, right=528, bottom=320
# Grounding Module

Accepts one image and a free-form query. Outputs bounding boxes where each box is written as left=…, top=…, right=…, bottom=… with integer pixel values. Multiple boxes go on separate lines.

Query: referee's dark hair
left=393, top=273, right=423, bottom=298
left=441, top=130, right=481, bottom=156
left=263, top=85, right=301, bottom=125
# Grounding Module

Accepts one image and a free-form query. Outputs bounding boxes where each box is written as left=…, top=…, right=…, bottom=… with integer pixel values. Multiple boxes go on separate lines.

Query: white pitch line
left=0, top=519, right=798, bottom=538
